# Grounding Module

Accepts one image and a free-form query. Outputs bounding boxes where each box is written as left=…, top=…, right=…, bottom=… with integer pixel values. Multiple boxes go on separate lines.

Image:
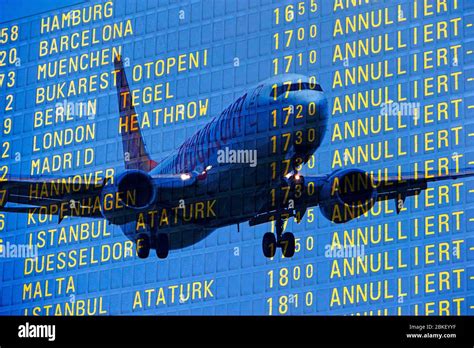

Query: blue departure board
left=0, top=0, right=473, bottom=318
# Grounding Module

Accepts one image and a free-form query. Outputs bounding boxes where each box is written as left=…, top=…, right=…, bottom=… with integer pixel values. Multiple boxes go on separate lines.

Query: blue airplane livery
left=1, top=55, right=473, bottom=260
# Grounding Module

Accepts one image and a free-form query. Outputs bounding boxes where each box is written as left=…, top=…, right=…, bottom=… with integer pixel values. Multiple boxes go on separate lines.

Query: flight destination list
left=0, top=0, right=474, bottom=316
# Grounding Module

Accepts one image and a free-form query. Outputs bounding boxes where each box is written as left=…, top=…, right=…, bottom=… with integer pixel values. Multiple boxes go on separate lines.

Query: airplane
left=1, top=55, right=473, bottom=259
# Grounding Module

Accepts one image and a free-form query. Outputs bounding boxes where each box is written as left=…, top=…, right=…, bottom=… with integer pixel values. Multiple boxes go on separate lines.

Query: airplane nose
left=295, top=90, right=329, bottom=126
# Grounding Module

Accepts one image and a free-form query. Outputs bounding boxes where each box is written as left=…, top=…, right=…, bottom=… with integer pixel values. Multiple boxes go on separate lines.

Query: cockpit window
left=271, top=82, right=323, bottom=98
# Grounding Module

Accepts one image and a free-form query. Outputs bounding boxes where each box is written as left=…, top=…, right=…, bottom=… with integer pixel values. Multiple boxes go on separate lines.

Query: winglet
left=114, top=55, right=158, bottom=172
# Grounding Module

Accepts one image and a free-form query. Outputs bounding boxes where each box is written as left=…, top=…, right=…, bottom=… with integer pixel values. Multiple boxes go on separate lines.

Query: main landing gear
left=135, top=232, right=169, bottom=259
left=262, top=218, right=295, bottom=258
left=262, top=162, right=303, bottom=258
left=136, top=233, right=151, bottom=259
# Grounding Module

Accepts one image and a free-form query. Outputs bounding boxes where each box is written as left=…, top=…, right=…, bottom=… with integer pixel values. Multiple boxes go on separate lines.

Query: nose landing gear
left=262, top=218, right=295, bottom=258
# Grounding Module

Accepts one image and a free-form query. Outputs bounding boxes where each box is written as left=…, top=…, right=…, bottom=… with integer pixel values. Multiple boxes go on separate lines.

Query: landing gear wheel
left=262, top=232, right=277, bottom=258
left=155, top=233, right=169, bottom=259
left=280, top=232, right=295, bottom=258
left=136, top=234, right=150, bottom=259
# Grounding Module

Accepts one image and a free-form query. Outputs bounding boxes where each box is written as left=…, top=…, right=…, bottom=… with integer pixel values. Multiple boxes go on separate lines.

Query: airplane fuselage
left=121, top=74, right=329, bottom=250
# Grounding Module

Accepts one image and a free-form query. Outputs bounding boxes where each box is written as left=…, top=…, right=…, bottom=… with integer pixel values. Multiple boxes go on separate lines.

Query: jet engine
left=319, top=169, right=376, bottom=223
left=99, top=170, right=156, bottom=224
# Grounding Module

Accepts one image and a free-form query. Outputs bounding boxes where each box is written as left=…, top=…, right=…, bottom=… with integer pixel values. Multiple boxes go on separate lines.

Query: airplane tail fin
left=114, top=55, right=158, bottom=172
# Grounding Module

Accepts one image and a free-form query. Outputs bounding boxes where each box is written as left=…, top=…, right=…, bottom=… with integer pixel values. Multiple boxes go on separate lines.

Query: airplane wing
left=0, top=171, right=199, bottom=220
left=249, top=168, right=474, bottom=226
left=316, top=167, right=474, bottom=203
left=0, top=177, right=103, bottom=205
left=373, top=168, right=474, bottom=207
left=0, top=177, right=109, bottom=220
